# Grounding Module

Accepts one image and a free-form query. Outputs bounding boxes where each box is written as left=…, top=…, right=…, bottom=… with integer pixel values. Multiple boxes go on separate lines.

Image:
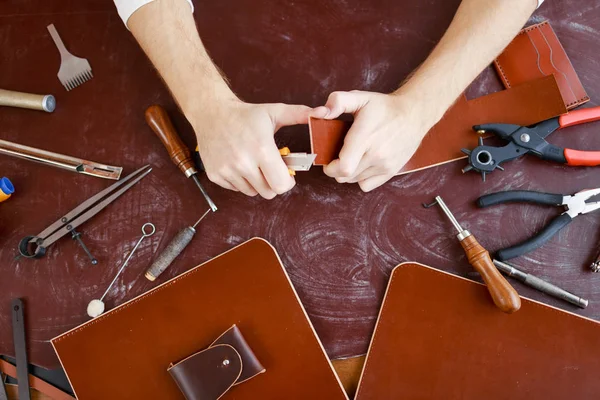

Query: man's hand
left=314, top=90, right=436, bottom=192
left=192, top=100, right=312, bottom=199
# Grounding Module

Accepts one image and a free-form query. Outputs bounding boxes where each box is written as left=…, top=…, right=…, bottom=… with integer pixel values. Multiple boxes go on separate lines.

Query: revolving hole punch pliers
left=462, top=106, right=600, bottom=181
left=477, top=188, right=600, bottom=261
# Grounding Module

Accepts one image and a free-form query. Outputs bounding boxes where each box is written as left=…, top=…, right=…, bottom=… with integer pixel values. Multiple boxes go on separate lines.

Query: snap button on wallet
left=168, top=325, right=265, bottom=400
left=494, top=21, right=589, bottom=110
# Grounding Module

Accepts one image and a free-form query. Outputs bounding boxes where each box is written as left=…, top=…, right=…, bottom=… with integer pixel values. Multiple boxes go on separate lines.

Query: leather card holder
left=494, top=21, right=589, bottom=110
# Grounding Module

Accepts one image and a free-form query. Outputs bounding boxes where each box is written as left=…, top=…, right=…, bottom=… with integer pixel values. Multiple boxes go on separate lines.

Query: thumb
left=270, top=104, right=312, bottom=130
left=322, top=91, right=369, bottom=119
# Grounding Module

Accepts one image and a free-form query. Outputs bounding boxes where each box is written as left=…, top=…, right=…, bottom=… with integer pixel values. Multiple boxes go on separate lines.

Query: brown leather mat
left=51, top=238, right=348, bottom=400
left=355, top=263, right=600, bottom=400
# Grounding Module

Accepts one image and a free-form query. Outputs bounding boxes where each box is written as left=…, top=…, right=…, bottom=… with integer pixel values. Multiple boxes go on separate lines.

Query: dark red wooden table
left=1, top=0, right=599, bottom=368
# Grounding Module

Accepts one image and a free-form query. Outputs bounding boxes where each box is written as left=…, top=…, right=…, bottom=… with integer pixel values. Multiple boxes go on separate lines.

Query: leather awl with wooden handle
left=144, top=105, right=217, bottom=212
left=425, top=196, right=521, bottom=313
left=0, top=88, right=55, bottom=112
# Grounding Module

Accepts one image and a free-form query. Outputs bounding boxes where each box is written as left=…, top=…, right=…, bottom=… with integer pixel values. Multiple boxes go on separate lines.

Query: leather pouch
left=310, top=75, right=566, bottom=172
left=168, top=325, right=265, bottom=400
left=494, top=21, right=589, bottom=110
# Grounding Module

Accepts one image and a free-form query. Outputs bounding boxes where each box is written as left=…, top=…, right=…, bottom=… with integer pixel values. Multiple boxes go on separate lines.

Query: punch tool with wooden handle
left=145, top=105, right=217, bottom=212
left=0, top=89, right=55, bottom=112
left=425, top=196, right=521, bottom=313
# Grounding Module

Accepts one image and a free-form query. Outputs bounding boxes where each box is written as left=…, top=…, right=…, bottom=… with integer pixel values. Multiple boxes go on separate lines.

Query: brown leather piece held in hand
left=309, top=75, right=567, bottom=172
left=168, top=325, right=265, bottom=400
left=495, top=21, right=589, bottom=110
left=355, top=263, right=600, bottom=400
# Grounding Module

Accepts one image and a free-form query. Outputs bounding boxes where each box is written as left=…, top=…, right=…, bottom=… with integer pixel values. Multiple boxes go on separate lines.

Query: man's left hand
left=312, top=89, right=439, bottom=192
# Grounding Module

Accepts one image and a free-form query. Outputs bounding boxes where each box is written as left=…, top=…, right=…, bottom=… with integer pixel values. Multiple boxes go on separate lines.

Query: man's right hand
left=191, top=100, right=315, bottom=199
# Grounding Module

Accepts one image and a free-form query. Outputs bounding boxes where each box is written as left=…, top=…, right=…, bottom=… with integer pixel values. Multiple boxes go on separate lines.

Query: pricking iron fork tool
left=0, top=139, right=122, bottom=180
left=18, top=165, right=152, bottom=263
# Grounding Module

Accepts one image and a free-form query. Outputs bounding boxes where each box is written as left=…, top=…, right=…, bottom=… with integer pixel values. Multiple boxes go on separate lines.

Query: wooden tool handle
left=0, top=89, right=55, bottom=112
left=460, top=235, right=521, bottom=313
left=145, top=105, right=196, bottom=177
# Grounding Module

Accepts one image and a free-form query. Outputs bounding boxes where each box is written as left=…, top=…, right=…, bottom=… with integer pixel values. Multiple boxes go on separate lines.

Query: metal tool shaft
left=71, top=230, right=98, bottom=265
left=192, top=175, right=217, bottom=212
left=101, top=223, right=155, bottom=301
left=493, top=260, right=588, bottom=308
left=0, top=139, right=122, bottom=180
left=433, top=196, right=464, bottom=233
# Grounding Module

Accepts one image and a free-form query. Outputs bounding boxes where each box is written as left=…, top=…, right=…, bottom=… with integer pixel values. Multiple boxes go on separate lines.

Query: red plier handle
left=558, top=106, right=600, bottom=166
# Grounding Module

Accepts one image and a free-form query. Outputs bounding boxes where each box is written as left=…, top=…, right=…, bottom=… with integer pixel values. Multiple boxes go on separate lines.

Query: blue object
left=0, top=177, right=14, bottom=195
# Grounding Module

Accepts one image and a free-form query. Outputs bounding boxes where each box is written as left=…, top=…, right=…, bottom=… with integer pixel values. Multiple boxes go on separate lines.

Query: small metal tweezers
left=19, top=165, right=152, bottom=259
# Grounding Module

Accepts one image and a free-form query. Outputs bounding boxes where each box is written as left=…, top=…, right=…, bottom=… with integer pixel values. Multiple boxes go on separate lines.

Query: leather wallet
left=494, top=21, right=589, bottom=110
left=310, top=75, right=567, bottom=172
left=51, top=238, right=348, bottom=400
left=355, top=263, right=600, bottom=400
left=168, top=325, right=265, bottom=400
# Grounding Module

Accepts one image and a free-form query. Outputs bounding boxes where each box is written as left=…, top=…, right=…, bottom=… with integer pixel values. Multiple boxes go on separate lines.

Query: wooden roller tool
left=144, top=105, right=217, bottom=212
left=0, top=88, right=55, bottom=112
left=425, top=196, right=521, bottom=313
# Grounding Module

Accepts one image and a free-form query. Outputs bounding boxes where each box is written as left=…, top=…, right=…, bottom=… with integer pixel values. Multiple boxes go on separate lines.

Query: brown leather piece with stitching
left=309, top=75, right=567, bottom=171
left=50, top=239, right=348, bottom=400
left=494, top=21, right=589, bottom=110
left=169, top=325, right=265, bottom=400
left=355, top=263, right=600, bottom=400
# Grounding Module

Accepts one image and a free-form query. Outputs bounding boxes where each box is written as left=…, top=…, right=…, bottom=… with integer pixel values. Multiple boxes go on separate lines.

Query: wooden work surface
left=1, top=0, right=600, bottom=370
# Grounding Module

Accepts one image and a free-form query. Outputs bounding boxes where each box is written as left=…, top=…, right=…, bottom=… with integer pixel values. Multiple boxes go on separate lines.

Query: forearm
left=398, top=0, right=538, bottom=124
left=128, top=0, right=237, bottom=118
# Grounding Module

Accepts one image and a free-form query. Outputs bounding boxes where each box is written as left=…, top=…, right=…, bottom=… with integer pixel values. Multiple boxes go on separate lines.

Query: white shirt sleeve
left=537, top=0, right=544, bottom=8
left=114, top=0, right=194, bottom=28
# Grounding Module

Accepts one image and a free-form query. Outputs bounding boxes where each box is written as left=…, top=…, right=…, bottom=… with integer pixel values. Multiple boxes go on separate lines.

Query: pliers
left=477, top=188, right=600, bottom=261
left=462, top=106, right=600, bottom=181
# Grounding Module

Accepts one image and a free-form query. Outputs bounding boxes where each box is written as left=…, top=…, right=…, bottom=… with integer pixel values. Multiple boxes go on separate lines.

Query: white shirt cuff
left=114, top=0, right=194, bottom=28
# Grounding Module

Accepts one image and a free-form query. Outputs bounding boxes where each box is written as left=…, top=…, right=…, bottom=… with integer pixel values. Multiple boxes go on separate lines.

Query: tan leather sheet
left=51, top=238, right=348, bottom=400
left=355, top=263, right=600, bottom=400
left=309, top=75, right=567, bottom=172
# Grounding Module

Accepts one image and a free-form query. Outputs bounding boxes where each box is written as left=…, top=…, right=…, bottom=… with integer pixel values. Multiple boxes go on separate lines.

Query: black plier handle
left=478, top=191, right=572, bottom=260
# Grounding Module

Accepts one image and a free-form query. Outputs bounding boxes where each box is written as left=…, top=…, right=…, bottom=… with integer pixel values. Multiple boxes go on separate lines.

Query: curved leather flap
left=168, top=344, right=242, bottom=400
left=212, top=325, right=265, bottom=384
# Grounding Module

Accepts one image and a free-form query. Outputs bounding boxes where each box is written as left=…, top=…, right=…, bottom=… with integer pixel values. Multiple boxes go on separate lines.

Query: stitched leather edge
left=494, top=20, right=589, bottom=108
left=494, top=21, right=550, bottom=89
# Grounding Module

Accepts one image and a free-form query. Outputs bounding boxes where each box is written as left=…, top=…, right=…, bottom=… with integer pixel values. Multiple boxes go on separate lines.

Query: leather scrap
left=0, top=360, right=74, bottom=400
